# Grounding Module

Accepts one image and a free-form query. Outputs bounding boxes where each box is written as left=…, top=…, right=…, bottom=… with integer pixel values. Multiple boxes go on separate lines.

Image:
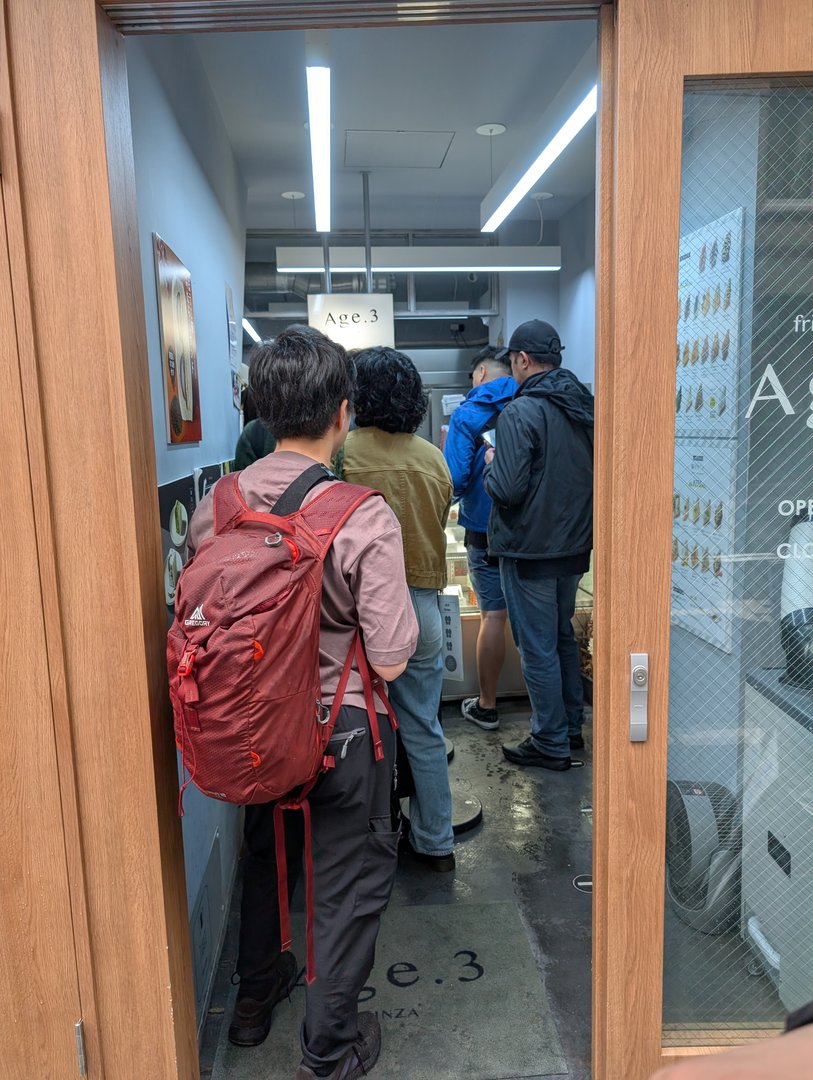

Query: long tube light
left=306, top=64, right=331, bottom=232
left=481, top=84, right=597, bottom=234
left=276, top=245, right=561, bottom=274
left=242, top=318, right=261, bottom=343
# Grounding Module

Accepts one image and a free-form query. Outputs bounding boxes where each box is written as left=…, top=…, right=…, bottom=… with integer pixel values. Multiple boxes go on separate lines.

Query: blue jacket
left=443, top=376, right=517, bottom=533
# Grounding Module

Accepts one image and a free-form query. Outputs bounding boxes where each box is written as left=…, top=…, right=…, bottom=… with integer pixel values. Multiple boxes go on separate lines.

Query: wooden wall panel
left=0, top=151, right=82, bottom=1080
left=2, top=0, right=197, bottom=1076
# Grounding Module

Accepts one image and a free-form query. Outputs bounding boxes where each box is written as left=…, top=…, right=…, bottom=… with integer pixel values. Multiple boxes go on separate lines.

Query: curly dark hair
left=248, top=325, right=355, bottom=439
left=353, top=347, right=428, bottom=434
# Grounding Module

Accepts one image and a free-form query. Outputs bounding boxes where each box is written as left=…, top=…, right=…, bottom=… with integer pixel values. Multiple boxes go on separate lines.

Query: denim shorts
left=466, top=545, right=507, bottom=612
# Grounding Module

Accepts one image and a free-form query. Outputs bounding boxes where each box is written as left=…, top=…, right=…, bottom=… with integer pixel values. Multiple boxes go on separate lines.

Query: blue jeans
left=500, top=560, right=585, bottom=759
left=387, top=587, right=454, bottom=856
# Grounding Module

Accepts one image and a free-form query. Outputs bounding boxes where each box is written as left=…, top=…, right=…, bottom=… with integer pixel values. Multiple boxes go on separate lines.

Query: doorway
left=126, top=14, right=599, bottom=1080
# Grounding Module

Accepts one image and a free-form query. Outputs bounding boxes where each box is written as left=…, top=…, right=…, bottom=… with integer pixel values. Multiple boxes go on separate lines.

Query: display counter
left=441, top=504, right=594, bottom=703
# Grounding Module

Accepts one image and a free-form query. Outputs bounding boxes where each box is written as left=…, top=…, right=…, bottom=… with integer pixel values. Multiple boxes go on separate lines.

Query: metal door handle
left=629, top=653, right=648, bottom=742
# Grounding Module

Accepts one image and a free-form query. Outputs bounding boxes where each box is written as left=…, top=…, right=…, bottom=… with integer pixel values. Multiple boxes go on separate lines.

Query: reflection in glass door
left=665, top=79, right=813, bottom=1048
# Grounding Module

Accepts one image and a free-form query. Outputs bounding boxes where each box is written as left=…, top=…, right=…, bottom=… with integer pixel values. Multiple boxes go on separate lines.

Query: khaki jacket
left=343, top=427, right=452, bottom=591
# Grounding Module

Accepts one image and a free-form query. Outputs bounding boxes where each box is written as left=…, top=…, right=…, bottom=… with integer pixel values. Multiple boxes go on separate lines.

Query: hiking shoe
left=461, top=697, right=500, bottom=730
left=295, top=1012, right=382, bottom=1079
left=229, top=951, right=298, bottom=1047
left=402, top=833, right=456, bottom=873
left=570, top=734, right=585, bottom=750
left=502, top=737, right=571, bottom=771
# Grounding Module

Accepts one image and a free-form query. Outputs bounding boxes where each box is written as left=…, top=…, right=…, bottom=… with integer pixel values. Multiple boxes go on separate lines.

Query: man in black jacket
left=483, top=319, right=594, bottom=770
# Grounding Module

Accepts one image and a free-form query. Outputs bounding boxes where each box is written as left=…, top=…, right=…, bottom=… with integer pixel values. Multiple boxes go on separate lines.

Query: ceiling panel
left=344, top=129, right=455, bottom=168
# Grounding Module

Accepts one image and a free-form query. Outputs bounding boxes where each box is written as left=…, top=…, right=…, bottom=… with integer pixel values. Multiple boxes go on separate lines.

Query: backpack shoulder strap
left=212, top=472, right=246, bottom=535
left=271, top=462, right=336, bottom=516
left=299, top=482, right=384, bottom=559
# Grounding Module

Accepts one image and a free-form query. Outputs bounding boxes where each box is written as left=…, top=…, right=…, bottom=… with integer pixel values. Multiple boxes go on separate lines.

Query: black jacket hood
left=517, top=367, right=594, bottom=429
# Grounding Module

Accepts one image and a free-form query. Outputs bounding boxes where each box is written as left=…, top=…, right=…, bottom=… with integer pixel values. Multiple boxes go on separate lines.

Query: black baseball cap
left=495, top=319, right=564, bottom=365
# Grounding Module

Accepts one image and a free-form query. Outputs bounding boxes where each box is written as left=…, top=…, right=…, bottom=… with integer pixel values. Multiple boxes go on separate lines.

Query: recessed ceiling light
left=476, top=123, right=507, bottom=137
left=281, top=191, right=306, bottom=200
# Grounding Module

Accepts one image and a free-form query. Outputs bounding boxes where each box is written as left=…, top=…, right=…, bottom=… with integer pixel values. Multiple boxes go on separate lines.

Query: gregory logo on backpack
left=184, top=605, right=210, bottom=627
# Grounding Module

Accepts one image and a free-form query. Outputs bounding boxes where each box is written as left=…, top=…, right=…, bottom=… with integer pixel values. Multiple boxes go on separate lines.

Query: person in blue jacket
left=444, top=345, right=517, bottom=731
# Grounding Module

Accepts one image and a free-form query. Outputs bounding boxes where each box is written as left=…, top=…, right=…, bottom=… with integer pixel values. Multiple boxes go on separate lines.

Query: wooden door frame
left=20, top=2, right=813, bottom=1079
left=595, top=2, right=813, bottom=1077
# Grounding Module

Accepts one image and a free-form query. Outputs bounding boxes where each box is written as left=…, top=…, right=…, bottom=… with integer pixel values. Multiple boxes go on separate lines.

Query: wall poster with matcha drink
left=158, top=475, right=196, bottom=620
left=154, top=234, right=202, bottom=444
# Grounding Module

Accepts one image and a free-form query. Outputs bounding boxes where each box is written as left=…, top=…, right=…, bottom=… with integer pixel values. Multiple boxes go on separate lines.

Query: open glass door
left=595, top=3, right=813, bottom=1078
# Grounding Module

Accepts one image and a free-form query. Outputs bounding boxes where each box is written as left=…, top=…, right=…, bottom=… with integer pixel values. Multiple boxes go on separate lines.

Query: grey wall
left=498, top=272, right=560, bottom=350
left=126, top=35, right=247, bottom=998
left=128, top=36, right=246, bottom=488
left=559, top=193, right=596, bottom=386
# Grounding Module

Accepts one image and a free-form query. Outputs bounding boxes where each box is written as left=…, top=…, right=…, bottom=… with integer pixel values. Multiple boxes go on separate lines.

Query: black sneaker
left=570, top=734, right=585, bottom=750
left=502, top=737, right=571, bottom=771
left=295, top=1012, right=382, bottom=1079
left=229, top=951, right=298, bottom=1047
left=461, top=697, right=500, bottom=730
left=402, top=833, right=456, bottom=873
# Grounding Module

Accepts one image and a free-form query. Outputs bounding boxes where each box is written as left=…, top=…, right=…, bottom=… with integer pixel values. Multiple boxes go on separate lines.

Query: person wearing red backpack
left=187, top=327, right=418, bottom=1080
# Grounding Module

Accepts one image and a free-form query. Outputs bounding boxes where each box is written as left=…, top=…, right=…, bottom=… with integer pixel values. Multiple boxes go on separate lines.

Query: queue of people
left=180, top=318, right=596, bottom=1077
left=176, top=320, right=813, bottom=1079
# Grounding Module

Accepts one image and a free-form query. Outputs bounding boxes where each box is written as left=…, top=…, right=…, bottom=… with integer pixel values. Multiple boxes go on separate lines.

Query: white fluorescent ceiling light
left=306, top=31, right=331, bottom=233
left=276, top=245, right=561, bottom=273
left=242, top=318, right=261, bottom=343
left=481, top=84, right=597, bottom=234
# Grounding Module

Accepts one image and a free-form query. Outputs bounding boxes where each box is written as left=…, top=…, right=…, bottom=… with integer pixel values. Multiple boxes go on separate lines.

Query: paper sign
left=441, top=393, right=466, bottom=416
left=307, top=293, right=395, bottom=350
left=439, top=588, right=465, bottom=682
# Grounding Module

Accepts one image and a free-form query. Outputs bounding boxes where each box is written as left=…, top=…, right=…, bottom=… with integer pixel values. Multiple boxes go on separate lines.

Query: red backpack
left=167, top=463, right=396, bottom=980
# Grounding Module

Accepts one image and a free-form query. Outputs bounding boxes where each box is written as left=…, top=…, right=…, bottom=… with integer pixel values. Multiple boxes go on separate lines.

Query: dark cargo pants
left=237, top=704, right=398, bottom=1073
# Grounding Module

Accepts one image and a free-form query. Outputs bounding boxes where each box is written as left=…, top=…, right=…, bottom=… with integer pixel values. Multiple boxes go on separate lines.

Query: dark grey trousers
left=238, top=704, right=398, bottom=1072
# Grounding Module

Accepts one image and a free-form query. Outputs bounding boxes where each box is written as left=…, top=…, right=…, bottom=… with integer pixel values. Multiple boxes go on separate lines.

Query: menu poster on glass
left=158, top=475, right=196, bottom=619
left=675, top=208, right=744, bottom=439
left=154, top=234, right=202, bottom=445
left=671, top=440, right=737, bottom=652
left=439, top=588, right=465, bottom=681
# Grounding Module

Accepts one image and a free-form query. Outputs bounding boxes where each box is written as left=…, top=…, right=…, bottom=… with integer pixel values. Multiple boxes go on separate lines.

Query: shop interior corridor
left=199, top=702, right=594, bottom=1080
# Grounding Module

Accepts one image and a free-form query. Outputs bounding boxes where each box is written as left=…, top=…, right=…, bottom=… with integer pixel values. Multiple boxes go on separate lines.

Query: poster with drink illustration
left=154, top=235, right=202, bottom=444
left=671, top=440, right=737, bottom=652
left=675, top=208, right=743, bottom=439
left=157, top=474, right=196, bottom=622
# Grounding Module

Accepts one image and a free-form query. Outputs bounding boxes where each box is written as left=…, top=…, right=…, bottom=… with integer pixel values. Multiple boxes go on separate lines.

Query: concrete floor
left=200, top=700, right=594, bottom=1079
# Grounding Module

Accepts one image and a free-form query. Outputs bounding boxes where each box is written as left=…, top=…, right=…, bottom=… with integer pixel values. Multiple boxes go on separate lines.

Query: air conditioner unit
left=666, top=780, right=741, bottom=934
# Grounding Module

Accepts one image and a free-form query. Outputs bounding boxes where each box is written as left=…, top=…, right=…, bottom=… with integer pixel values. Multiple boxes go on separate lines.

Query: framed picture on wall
left=153, top=234, right=202, bottom=444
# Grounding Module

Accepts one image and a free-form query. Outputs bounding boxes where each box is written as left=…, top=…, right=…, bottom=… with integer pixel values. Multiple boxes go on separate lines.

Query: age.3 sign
left=294, top=949, right=485, bottom=1017
left=307, top=293, right=395, bottom=349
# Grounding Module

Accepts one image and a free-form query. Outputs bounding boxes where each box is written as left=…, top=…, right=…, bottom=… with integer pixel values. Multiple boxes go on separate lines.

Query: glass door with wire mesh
left=664, top=77, right=813, bottom=1049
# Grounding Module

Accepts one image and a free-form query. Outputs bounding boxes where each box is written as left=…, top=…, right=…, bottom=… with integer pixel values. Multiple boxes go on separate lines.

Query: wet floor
left=200, top=700, right=594, bottom=1080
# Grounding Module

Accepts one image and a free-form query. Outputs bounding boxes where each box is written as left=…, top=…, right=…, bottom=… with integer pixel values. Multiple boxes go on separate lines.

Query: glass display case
left=443, top=503, right=594, bottom=702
